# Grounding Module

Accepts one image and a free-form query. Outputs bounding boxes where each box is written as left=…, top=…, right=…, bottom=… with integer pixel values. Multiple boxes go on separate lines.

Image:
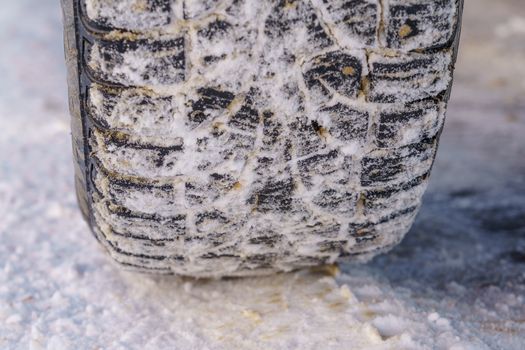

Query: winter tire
left=61, top=0, right=464, bottom=277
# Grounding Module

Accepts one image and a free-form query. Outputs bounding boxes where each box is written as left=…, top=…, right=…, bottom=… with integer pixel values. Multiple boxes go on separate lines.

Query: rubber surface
left=62, top=0, right=463, bottom=277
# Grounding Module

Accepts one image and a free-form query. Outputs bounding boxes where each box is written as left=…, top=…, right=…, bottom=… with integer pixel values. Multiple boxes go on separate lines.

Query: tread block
left=261, top=111, right=287, bottom=153
left=311, top=0, right=379, bottom=48
left=368, top=51, right=452, bottom=103
left=281, top=255, right=330, bottom=268
left=93, top=200, right=186, bottom=241
left=84, top=0, right=172, bottom=31
left=94, top=226, right=185, bottom=270
left=247, top=234, right=284, bottom=248
left=289, top=115, right=326, bottom=158
left=86, top=36, right=185, bottom=87
left=312, top=187, right=358, bottom=214
left=187, top=87, right=235, bottom=128
left=248, top=177, right=295, bottom=213
left=98, top=225, right=186, bottom=258
left=185, top=173, right=239, bottom=206
left=184, top=0, right=222, bottom=19
left=108, top=240, right=176, bottom=259
left=93, top=167, right=184, bottom=216
left=87, top=85, right=178, bottom=138
left=91, top=128, right=184, bottom=179
left=213, top=131, right=257, bottom=161
left=302, top=51, right=365, bottom=104
left=244, top=221, right=287, bottom=253
left=227, top=88, right=260, bottom=132
left=363, top=174, right=427, bottom=217
left=192, top=16, right=258, bottom=91
left=319, top=103, right=369, bottom=144
left=348, top=206, right=417, bottom=248
left=376, top=100, right=444, bottom=148
left=317, top=240, right=350, bottom=254
left=197, top=19, right=233, bottom=41
left=382, top=0, right=458, bottom=51
left=360, top=137, right=435, bottom=187
left=240, top=254, right=279, bottom=269
left=297, top=149, right=341, bottom=188
left=264, top=0, right=333, bottom=52
left=101, top=245, right=180, bottom=270
left=290, top=220, right=342, bottom=240
left=288, top=221, right=343, bottom=259
left=195, top=128, right=257, bottom=169
left=194, top=210, right=236, bottom=237
left=253, top=152, right=292, bottom=177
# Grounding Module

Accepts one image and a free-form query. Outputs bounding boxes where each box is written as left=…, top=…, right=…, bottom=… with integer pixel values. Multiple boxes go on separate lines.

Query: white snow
left=86, top=0, right=172, bottom=31
left=0, top=0, right=524, bottom=349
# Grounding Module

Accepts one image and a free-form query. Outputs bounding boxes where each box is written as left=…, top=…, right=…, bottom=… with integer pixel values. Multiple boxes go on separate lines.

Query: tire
left=61, top=0, right=464, bottom=277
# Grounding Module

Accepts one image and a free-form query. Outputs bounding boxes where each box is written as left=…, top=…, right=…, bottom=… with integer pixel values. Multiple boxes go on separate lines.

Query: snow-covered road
left=0, top=0, right=524, bottom=349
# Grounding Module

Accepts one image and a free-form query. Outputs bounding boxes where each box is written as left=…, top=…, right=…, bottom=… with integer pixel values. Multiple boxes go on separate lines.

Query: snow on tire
left=61, top=0, right=464, bottom=277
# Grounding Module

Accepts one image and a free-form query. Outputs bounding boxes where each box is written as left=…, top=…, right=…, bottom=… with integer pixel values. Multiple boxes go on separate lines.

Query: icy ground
left=0, top=0, right=524, bottom=349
